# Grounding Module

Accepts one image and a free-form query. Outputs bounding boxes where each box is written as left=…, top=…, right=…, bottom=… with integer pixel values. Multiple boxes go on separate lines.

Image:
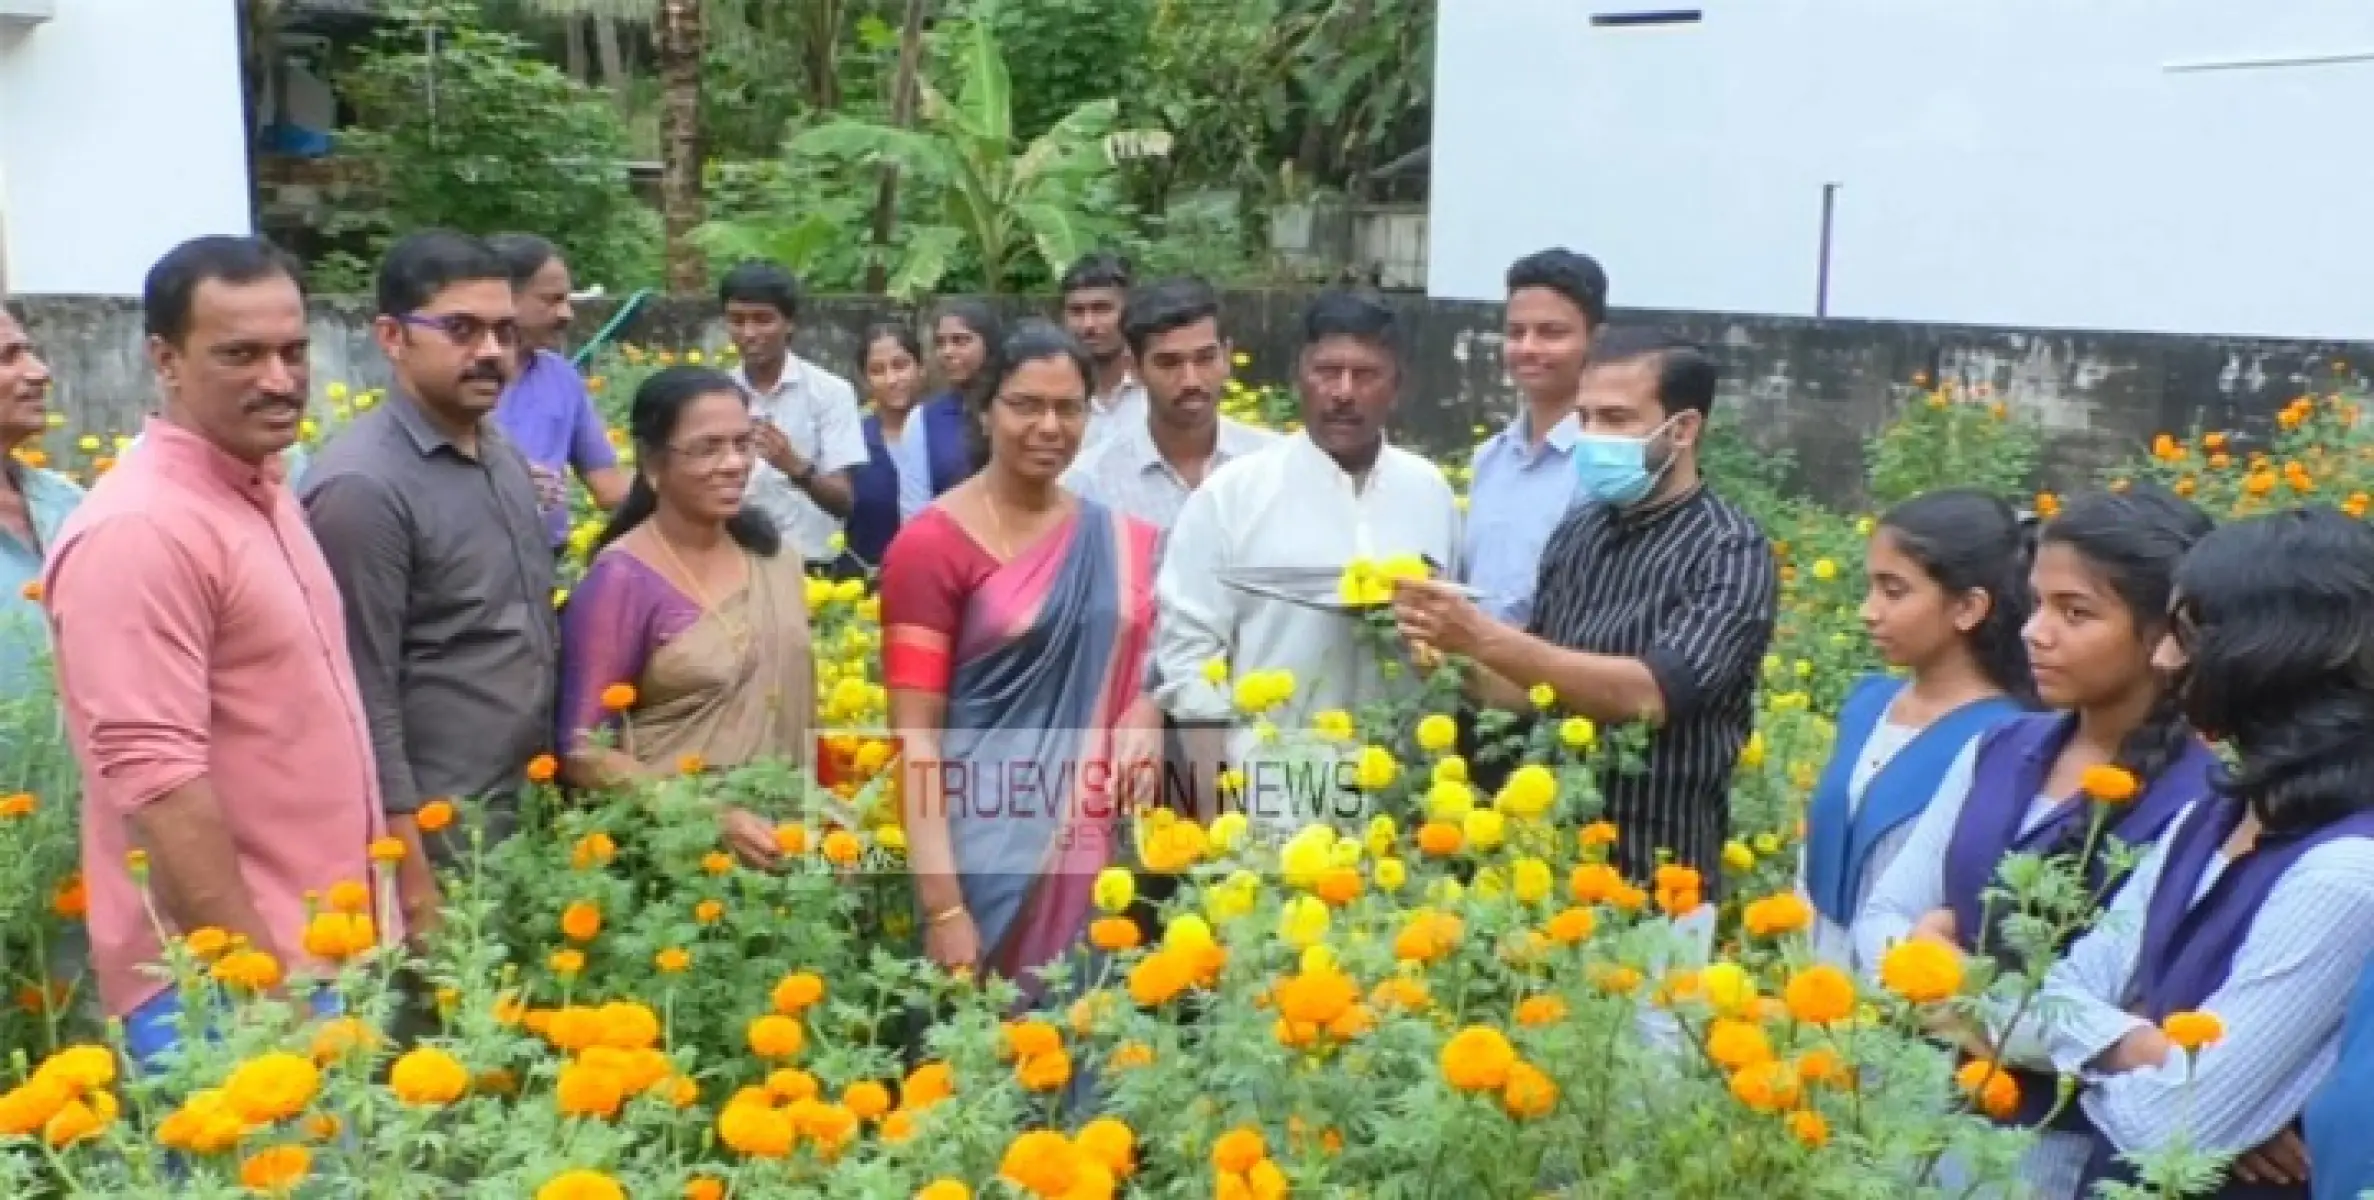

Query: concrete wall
left=1431, top=0, right=2374, bottom=339
left=17, top=292, right=2363, bottom=506
left=0, top=0, right=253, bottom=296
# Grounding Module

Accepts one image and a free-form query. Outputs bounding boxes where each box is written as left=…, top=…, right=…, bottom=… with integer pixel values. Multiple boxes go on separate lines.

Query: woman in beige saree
left=557, top=366, right=814, bottom=867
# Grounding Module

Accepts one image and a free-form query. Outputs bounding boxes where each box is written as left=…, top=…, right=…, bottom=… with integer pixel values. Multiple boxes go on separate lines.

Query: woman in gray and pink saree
left=882, top=322, right=1162, bottom=1006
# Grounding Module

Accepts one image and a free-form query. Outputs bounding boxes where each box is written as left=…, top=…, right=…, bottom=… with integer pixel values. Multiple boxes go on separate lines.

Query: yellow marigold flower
left=367, top=836, right=405, bottom=863
left=1277, top=894, right=1331, bottom=948
left=1495, top=765, right=1558, bottom=819
left=1415, top=713, right=1459, bottom=753
left=1440, top=1025, right=1518, bottom=1092
left=211, top=947, right=283, bottom=992
left=1722, top=840, right=1756, bottom=871
left=1352, top=744, right=1399, bottom=791
left=1462, top=807, right=1506, bottom=851
left=536, top=1168, right=627, bottom=1200
left=1558, top=716, right=1597, bottom=751
left=1878, top=939, right=1965, bottom=1005
left=655, top=947, right=692, bottom=973
left=1373, top=857, right=1408, bottom=892
left=915, top=1181, right=971, bottom=1200
left=556, top=1061, right=626, bottom=1120
left=2162, top=1009, right=2225, bottom=1053
left=388, top=1047, right=468, bottom=1107
left=1510, top=857, right=1554, bottom=906
left=1699, top=962, right=1758, bottom=1015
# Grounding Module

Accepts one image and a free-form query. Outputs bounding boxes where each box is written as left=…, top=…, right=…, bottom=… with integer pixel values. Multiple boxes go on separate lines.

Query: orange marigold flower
left=0, top=792, right=34, bottom=818
left=694, top=899, right=724, bottom=925
left=388, top=1047, right=469, bottom=1107
left=1514, top=995, right=1567, bottom=1027
left=1787, top=1108, right=1829, bottom=1147
left=1782, top=963, right=1856, bottom=1026
left=1126, top=949, right=1192, bottom=1007
left=748, top=1015, right=805, bottom=1059
left=676, top=752, right=705, bottom=776
left=1015, top=1048, right=1072, bottom=1092
left=560, top=901, right=603, bottom=943
left=771, top=971, right=825, bottom=1014
left=1794, top=1047, right=1853, bottom=1088
left=50, top=874, right=86, bottom=920
left=654, top=947, right=691, bottom=973
left=1706, top=1018, right=1774, bottom=1071
left=556, top=1061, right=627, bottom=1120
left=1500, top=1061, right=1558, bottom=1120
left=2080, top=764, right=2140, bottom=804
left=1089, top=916, right=1141, bottom=951
left=903, top=1061, right=955, bottom=1108
left=1004, top=1019, right=1062, bottom=1060
left=239, top=1144, right=313, bottom=1194
left=821, top=829, right=862, bottom=866
left=1212, top=1126, right=1267, bottom=1173
left=1729, top=1060, right=1801, bottom=1113
left=1743, top=892, right=1813, bottom=937
left=1440, top=1025, right=1518, bottom=1092
left=1543, top=906, right=1595, bottom=944
left=415, top=798, right=456, bottom=833
left=367, top=836, right=405, bottom=864
left=1955, top=1058, right=2020, bottom=1120
left=842, top=1080, right=891, bottom=1120
left=526, top=754, right=560, bottom=784
left=599, top=683, right=637, bottom=711
left=1077, top=1115, right=1137, bottom=1177
left=325, top=879, right=372, bottom=915
left=210, top=948, right=283, bottom=992
left=1416, top=820, right=1464, bottom=857
left=701, top=851, right=734, bottom=876
left=2161, top=1009, right=2225, bottom=1053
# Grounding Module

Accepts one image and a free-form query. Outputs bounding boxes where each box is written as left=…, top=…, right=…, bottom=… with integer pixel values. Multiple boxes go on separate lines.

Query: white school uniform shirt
left=1153, top=432, right=1461, bottom=833
left=1081, top=378, right=1148, bottom=451
left=736, top=356, right=869, bottom=563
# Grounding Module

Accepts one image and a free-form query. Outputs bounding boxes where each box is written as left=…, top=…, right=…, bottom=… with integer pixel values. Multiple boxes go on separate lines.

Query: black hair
left=1121, top=276, right=1223, bottom=361
left=934, top=299, right=1006, bottom=472
left=1585, top=326, right=1719, bottom=419
left=2037, top=484, right=2215, bottom=788
left=2171, top=506, right=2374, bottom=834
left=1876, top=488, right=2038, bottom=704
left=485, top=232, right=562, bottom=289
left=1505, top=248, right=1610, bottom=329
left=376, top=229, right=508, bottom=318
left=716, top=261, right=803, bottom=321
left=1301, top=289, right=1401, bottom=359
left=597, top=365, right=782, bottom=557
left=859, top=321, right=925, bottom=373
left=144, top=235, right=304, bottom=345
left=1059, top=251, right=1132, bottom=297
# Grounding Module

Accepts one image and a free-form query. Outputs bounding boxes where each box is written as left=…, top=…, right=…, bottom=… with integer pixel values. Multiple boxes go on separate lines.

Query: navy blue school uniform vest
left=1938, top=714, right=2218, bottom=1128
left=2076, top=796, right=2374, bottom=1199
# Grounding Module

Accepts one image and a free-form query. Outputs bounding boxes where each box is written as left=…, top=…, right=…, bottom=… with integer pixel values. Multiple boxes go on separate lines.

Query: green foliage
left=955, top=0, right=1154, bottom=142
left=701, top=14, right=1146, bottom=298
left=335, top=0, right=661, bottom=288
left=1864, top=382, right=2043, bottom=509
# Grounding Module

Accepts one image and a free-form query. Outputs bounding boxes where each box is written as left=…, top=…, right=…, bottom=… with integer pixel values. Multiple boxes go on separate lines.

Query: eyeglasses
left=995, top=393, right=1090, bottom=423
left=400, top=312, right=522, bottom=350
left=666, top=433, right=759, bottom=466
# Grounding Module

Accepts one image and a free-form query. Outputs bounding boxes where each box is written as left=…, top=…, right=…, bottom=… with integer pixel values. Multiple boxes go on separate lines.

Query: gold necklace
left=981, top=490, right=1016, bottom=560
left=649, top=526, right=751, bottom=650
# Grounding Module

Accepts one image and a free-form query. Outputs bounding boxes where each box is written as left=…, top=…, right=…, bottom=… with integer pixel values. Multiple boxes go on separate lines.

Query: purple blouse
left=557, top=551, right=704, bottom=750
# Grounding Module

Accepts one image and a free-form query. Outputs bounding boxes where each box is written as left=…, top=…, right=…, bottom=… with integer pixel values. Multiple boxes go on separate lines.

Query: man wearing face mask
left=303, top=230, right=559, bottom=945
left=1394, top=327, right=1777, bottom=894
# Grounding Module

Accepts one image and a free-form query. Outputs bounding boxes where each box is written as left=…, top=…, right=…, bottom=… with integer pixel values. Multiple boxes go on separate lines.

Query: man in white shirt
left=1060, top=251, right=1148, bottom=448
left=1154, top=290, right=1461, bottom=833
left=720, top=261, right=868, bottom=566
left=1061, top=276, right=1273, bottom=533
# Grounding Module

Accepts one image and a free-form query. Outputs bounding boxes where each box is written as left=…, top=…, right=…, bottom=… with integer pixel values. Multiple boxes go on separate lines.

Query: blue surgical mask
left=1571, top=415, right=1678, bottom=506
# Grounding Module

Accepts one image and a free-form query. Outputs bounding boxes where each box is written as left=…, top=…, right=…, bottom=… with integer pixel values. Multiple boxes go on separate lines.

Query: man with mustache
left=303, top=229, right=559, bottom=946
left=0, top=301, right=76, bottom=698
left=1060, top=276, right=1274, bottom=534
left=486, top=233, right=628, bottom=552
left=44, top=236, right=381, bottom=1066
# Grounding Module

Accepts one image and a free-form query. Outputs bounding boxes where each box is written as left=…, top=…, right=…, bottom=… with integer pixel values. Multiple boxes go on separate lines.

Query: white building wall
left=1429, top=0, right=2374, bottom=339
left=0, top=0, right=253, bottom=297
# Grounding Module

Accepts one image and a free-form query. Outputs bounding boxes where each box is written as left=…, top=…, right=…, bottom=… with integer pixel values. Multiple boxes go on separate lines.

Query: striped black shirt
left=1527, top=485, right=1778, bottom=889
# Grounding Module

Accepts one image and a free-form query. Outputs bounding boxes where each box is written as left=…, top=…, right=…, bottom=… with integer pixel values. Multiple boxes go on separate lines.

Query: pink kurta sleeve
left=46, top=515, right=217, bottom=812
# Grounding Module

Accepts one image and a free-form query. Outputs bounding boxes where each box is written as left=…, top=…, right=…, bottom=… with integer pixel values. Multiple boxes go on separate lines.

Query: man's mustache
left=461, top=359, right=508, bottom=386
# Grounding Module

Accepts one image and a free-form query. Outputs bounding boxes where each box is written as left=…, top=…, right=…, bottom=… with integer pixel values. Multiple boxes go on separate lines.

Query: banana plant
left=782, top=12, right=1166, bottom=297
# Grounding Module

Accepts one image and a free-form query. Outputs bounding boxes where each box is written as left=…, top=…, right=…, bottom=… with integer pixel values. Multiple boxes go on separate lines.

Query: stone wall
left=15, top=291, right=2365, bottom=504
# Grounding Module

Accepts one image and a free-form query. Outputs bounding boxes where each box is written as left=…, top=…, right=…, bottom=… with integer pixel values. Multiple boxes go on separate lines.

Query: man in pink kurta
left=43, top=237, right=385, bottom=1039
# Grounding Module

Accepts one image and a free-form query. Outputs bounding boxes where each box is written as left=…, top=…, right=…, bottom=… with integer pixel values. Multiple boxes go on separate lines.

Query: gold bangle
left=927, top=905, right=968, bottom=927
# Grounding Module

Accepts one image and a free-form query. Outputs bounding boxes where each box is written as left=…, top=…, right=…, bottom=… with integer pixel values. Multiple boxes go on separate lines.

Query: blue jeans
left=123, top=986, right=343, bottom=1073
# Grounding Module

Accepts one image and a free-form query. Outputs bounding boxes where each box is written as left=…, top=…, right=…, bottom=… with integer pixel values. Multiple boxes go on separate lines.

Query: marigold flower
left=43, top=1095, right=113, bottom=1147
left=1795, top=1047, right=1853, bottom=1089
left=2162, top=1009, right=2225, bottom=1052
left=1415, top=713, right=1459, bottom=753
left=526, top=754, right=560, bottom=784
left=599, top=683, right=637, bottom=711
left=570, top=832, right=615, bottom=869
left=1076, top=1116, right=1136, bottom=1177
left=310, top=1016, right=378, bottom=1064
left=387, top=1047, right=468, bottom=1107
left=1127, top=950, right=1192, bottom=1007
left=367, top=836, right=405, bottom=864
left=301, top=911, right=376, bottom=961
left=1706, top=1018, right=1774, bottom=1071
left=1088, top=916, right=1140, bottom=951
left=1440, top=1025, right=1518, bottom=1092
left=560, top=901, right=603, bottom=943
left=748, top=1015, right=805, bottom=1059
left=223, top=1052, right=321, bottom=1123
left=1878, top=939, right=1965, bottom=1005
left=0, top=792, right=35, bottom=819
left=718, top=1098, right=796, bottom=1158
left=654, top=947, right=691, bottom=973
left=536, top=1168, right=627, bottom=1200
left=1729, top=1059, right=1802, bottom=1113
left=2080, top=763, right=2140, bottom=804
left=555, top=1061, right=626, bottom=1119
left=1698, top=962, right=1758, bottom=1015
left=1501, top=1061, right=1559, bottom=1119
left=821, top=829, right=862, bottom=866
left=841, top=1079, right=891, bottom=1120
left=1212, top=1127, right=1268, bottom=1173
left=903, top=1061, right=956, bottom=1108
left=1744, top=892, right=1814, bottom=937
left=694, top=899, right=724, bottom=925
left=685, top=1179, right=729, bottom=1200
left=1955, top=1058, right=2021, bottom=1120
left=1092, top=867, right=1136, bottom=914
left=1787, top=1108, right=1830, bottom=1147
left=415, top=798, right=456, bottom=833
left=1016, top=1048, right=1073, bottom=1092
left=1515, top=995, right=1567, bottom=1027
left=211, top=948, right=284, bottom=992
left=915, top=1181, right=971, bottom=1200
left=1783, top=964, right=1856, bottom=1026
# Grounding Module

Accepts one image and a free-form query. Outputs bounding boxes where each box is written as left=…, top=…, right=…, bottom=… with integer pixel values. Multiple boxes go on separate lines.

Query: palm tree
left=525, top=0, right=706, bottom=292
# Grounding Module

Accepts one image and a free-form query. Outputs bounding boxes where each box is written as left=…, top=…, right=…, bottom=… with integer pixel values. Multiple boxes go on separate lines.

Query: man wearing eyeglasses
left=301, top=229, right=559, bottom=950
